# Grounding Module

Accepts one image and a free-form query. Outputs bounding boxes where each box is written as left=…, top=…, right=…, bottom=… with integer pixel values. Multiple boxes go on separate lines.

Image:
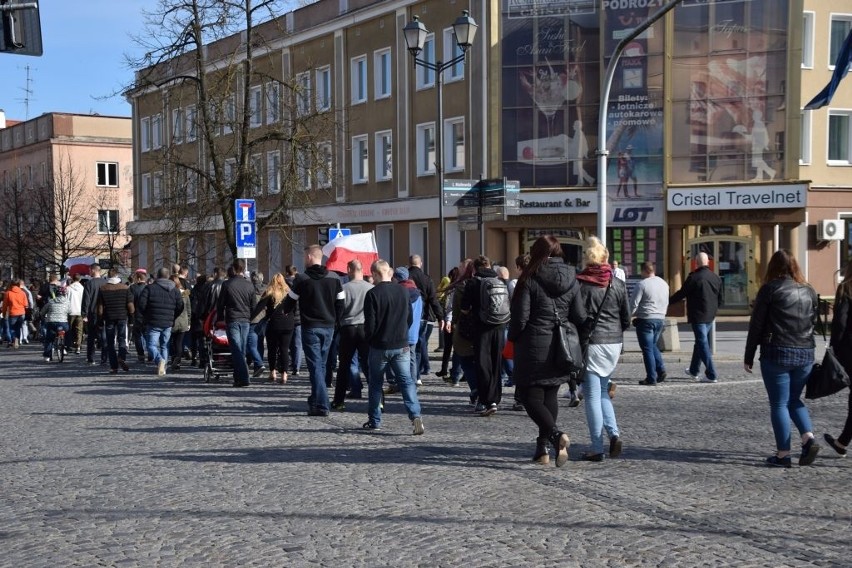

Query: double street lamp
left=403, top=10, right=478, bottom=276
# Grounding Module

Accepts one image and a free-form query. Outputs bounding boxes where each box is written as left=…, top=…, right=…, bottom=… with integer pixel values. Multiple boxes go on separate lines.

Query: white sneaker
left=685, top=368, right=700, bottom=380
left=157, top=360, right=166, bottom=376
left=44, top=357, right=51, bottom=362
left=699, top=376, right=718, bottom=383
left=415, top=378, right=423, bottom=386
left=412, top=416, right=425, bottom=435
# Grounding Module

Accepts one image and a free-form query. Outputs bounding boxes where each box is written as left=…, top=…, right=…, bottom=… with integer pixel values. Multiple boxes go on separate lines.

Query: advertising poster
left=603, top=3, right=665, bottom=202
left=501, top=2, right=600, bottom=188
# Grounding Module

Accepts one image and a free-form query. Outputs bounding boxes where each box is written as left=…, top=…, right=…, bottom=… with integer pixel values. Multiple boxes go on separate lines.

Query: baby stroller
left=202, top=309, right=233, bottom=383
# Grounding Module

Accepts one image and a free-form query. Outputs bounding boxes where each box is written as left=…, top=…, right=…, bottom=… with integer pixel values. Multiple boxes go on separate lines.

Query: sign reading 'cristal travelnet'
left=667, top=184, right=806, bottom=211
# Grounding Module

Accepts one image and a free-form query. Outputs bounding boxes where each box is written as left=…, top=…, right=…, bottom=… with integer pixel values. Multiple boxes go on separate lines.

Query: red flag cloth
left=67, top=264, right=91, bottom=277
left=322, top=232, right=379, bottom=273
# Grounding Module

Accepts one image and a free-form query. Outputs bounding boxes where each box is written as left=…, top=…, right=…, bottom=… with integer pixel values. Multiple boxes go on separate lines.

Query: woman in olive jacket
left=823, top=262, right=852, bottom=457
left=744, top=249, right=819, bottom=468
left=508, top=235, right=586, bottom=466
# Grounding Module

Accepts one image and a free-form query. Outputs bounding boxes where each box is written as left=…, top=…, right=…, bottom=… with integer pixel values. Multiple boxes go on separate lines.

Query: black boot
left=549, top=429, right=570, bottom=467
left=532, top=437, right=550, bottom=465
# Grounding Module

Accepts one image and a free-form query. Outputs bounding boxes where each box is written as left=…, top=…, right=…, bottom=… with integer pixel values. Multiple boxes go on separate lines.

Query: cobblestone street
left=1, top=338, right=850, bottom=567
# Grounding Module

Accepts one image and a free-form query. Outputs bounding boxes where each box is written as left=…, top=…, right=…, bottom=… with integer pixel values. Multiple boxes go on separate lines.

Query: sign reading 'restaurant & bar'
left=666, top=184, right=807, bottom=211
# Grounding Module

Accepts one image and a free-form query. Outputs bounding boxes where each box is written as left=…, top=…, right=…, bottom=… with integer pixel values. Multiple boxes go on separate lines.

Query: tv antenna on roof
left=16, top=64, right=35, bottom=119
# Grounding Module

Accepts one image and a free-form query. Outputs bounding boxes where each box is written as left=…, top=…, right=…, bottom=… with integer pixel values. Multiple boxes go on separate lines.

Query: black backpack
left=477, top=276, right=511, bottom=325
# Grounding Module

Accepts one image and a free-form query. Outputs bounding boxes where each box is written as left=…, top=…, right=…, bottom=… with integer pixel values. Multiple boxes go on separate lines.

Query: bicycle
left=52, top=329, right=66, bottom=363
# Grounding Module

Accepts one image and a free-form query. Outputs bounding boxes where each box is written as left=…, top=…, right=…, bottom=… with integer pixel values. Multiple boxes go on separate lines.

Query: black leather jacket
left=744, top=276, right=817, bottom=366
left=578, top=276, right=631, bottom=345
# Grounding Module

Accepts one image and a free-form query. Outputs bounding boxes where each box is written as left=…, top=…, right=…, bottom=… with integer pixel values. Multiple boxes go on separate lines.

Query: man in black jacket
left=670, top=251, right=724, bottom=383
left=129, top=269, right=149, bottom=363
left=217, top=259, right=258, bottom=387
left=462, top=255, right=508, bottom=416
left=82, top=264, right=107, bottom=366
left=282, top=245, right=344, bottom=415
left=138, top=267, right=185, bottom=377
left=408, top=254, right=444, bottom=383
left=97, top=269, right=135, bottom=373
left=363, top=259, right=424, bottom=435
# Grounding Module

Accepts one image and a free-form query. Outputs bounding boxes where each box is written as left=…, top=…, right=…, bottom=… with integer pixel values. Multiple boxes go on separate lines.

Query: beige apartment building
left=127, top=0, right=851, bottom=313
left=0, top=112, right=134, bottom=281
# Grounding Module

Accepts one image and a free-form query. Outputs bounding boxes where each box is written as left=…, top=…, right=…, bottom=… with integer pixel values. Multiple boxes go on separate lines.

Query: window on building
left=375, top=131, right=393, bottom=181
left=830, top=16, right=852, bottom=66
left=223, top=96, right=235, bottom=134
left=266, top=81, right=280, bottom=123
left=141, top=117, right=151, bottom=152
left=186, top=105, right=197, bottom=141
left=416, top=34, right=436, bottom=89
left=316, top=142, right=332, bottom=188
left=97, top=210, right=119, bottom=234
left=445, top=117, right=465, bottom=171
left=267, top=150, right=281, bottom=194
left=224, top=158, right=237, bottom=187
left=250, top=85, right=263, bottom=127
left=152, top=172, right=163, bottom=205
left=351, top=55, right=368, bottom=104
left=828, top=111, right=852, bottom=164
left=802, top=12, right=814, bottom=68
left=352, top=134, right=369, bottom=183
left=416, top=122, right=436, bottom=175
left=250, top=154, right=263, bottom=196
left=141, top=173, right=151, bottom=208
left=172, top=108, right=185, bottom=143
left=801, top=110, right=812, bottom=165
left=296, top=72, right=312, bottom=116
left=374, top=48, right=391, bottom=99
left=316, top=66, right=332, bottom=111
left=443, top=28, right=465, bottom=81
left=298, top=148, right=312, bottom=191
left=97, top=162, right=119, bottom=187
left=152, top=113, right=163, bottom=149
left=186, top=170, right=198, bottom=203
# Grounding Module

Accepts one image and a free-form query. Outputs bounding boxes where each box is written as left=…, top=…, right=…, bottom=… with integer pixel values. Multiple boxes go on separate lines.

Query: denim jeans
left=760, top=359, right=814, bottom=452
left=246, top=320, right=267, bottom=370
left=43, top=321, right=69, bottom=358
left=416, top=320, right=431, bottom=375
left=367, top=346, right=421, bottom=427
left=689, top=322, right=717, bottom=380
left=132, top=320, right=147, bottom=360
left=302, top=326, right=334, bottom=412
left=635, top=318, right=666, bottom=382
left=87, top=319, right=107, bottom=363
left=146, top=326, right=172, bottom=366
left=7, top=315, right=23, bottom=345
left=582, top=369, right=620, bottom=455
left=104, top=319, right=128, bottom=370
left=226, top=321, right=251, bottom=385
left=289, top=325, right=303, bottom=372
left=458, top=354, right=478, bottom=400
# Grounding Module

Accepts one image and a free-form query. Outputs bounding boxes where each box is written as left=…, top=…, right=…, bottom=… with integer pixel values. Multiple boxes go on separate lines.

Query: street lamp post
left=403, top=10, right=477, bottom=276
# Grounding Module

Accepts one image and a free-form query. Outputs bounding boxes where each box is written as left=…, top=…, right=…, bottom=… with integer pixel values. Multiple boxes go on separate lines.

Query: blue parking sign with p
left=236, top=222, right=255, bottom=247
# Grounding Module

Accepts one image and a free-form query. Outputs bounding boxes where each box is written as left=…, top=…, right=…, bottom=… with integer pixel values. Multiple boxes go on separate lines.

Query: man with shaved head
left=670, top=251, right=723, bottom=383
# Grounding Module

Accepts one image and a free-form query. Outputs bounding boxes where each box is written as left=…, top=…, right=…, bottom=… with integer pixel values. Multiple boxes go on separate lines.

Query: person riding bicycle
left=41, top=284, right=70, bottom=362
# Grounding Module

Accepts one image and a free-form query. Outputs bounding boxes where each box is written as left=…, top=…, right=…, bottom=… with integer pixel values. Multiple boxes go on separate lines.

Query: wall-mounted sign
left=667, top=184, right=807, bottom=211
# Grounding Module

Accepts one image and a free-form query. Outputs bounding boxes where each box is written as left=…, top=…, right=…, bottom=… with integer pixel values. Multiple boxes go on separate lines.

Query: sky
left=0, top=0, right=308, bottom=122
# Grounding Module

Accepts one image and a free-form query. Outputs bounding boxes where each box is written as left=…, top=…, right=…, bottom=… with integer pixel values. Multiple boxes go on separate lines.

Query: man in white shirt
left=612, top=260, right=626, bottom=282
left=66, top=274, right=85, bottom=354
left=630, top=261, right=669, bottom=386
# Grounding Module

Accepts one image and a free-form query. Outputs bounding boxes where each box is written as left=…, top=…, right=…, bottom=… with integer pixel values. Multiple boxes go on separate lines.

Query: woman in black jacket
left=744, top=250, right=819, bottom=468
left=577, top=236, right=630, bottom=462
left=262, top=273, right=295, bottom=384
left=508, top=236, right=586, bottom=466
left=824, top=262, right=852, bottom=457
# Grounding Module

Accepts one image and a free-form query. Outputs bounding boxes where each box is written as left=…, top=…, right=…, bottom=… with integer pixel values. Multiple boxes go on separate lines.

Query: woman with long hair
left=744, top=249, right=820, bottom=467
left=436, top=266, right=459, bottom=378
left=576, top=236, right=630, bottom=462
left=823, top=261, right=852, bottom=457
left=445, top=260, right=479, bottom=404
left=508, top=236, right=586, bottom=466
left=263, top=273, right=295, bottom=384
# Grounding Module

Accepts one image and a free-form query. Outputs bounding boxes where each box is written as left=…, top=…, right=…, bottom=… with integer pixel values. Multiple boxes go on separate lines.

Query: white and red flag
left=322, top=232, right=379, bottom=273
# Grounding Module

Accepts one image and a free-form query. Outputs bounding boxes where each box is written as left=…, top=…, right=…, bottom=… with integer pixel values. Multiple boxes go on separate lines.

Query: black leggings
left=839, top=389, right=852, bottom=447
left=267, top=327, right=294, bottom=374
left=516, top=384, right=560, bottom=439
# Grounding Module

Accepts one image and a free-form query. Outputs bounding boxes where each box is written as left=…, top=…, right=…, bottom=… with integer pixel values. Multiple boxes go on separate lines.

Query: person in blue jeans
left=282, top=245, right=344, bottom=416
left=670, top=251, right=723, bottom=383
left=744, top=249, right=820, bottom=468
left=217, top=260, right=258, bottom=388
left=630, top=261, right=670, bottom=386
left=138, top=267, right=185, bottom=376
left=363, top=260, right=424, bottom=435
left=40, top=284, right=70, bottom=362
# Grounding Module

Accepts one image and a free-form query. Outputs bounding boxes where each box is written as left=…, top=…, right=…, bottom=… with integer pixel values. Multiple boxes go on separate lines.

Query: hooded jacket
left=282, top=264, right=344, bottom=328
left=217, top=275, right=257, bottom=324
left=97, top=280, right=135, bottom=322
left=138, top=278, right=185, bottom=328
left=399, top=279, right=423, bottom=345
left=508, top=258, right=586, bottom=387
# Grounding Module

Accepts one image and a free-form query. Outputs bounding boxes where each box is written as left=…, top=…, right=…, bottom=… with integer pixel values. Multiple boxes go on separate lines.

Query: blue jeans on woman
left=760, top=359, right=814, bottom=452
left=582, top=369, right=620, bottom=455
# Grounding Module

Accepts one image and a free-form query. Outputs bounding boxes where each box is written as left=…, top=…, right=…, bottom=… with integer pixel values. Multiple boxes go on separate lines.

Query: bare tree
left=0, top=177, right=36, bottom=279
left=126, top=0, right=339, bottom=260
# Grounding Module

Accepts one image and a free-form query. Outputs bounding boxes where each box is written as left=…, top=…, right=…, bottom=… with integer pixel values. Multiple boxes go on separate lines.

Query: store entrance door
left=525, top=229, right=585, bottom=268
left=686, top=237, right=754, bottom=312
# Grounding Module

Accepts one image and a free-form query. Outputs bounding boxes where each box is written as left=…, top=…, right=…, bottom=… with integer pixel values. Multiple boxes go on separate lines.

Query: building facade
left=128, top=0, right=849, bottom=312
left=0, top=112, right=134, bottom=280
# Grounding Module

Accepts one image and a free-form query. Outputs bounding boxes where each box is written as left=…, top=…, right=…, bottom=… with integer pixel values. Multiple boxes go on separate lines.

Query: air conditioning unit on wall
left=817, top=219, right=845, bottom=241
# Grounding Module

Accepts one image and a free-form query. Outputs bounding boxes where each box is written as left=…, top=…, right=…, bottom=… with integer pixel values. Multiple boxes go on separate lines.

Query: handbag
left=805, top=345, right=850, bottom=400
left=550, top=276, right=612, bottom=381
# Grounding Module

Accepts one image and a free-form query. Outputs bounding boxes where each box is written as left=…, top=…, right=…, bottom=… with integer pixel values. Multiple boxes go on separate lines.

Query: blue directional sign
left=236, top=222, right=256, bottom=247
left=329, top=227, right=352, bottom=240
left=235, top=199, right=256, bottom=222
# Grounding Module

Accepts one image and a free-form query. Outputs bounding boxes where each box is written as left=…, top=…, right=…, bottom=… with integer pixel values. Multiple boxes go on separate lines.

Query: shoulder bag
left=805, top=321, right=850, bottom=400
left=551, top=276, right=612, bottom=382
